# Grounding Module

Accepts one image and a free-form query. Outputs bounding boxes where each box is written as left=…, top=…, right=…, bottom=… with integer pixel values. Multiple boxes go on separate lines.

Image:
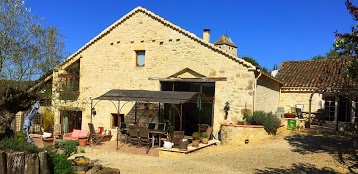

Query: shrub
left=52, top=154, right=76, bottom=174
left=16, top=131, right=26, bottom=143
left=263, top=112, right=281, bottom=135
left=243, top=112, right=252, bottom=124
left=251, top=111, right=266, bottom=125
left=192, top=132, right=200, bottom=140
left=42, top=108, right=55, bottom=132
left=59, top=140, right=78, bottom=157
left=201, top=132, right=208, bottom=138
left=0, top=138, right=42, bottom=154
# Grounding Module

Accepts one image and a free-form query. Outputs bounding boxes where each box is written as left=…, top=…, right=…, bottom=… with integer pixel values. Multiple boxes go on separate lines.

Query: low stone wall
left=220, top=124, right=271, bottom=145
left=0, top=151, right=50, bottom=174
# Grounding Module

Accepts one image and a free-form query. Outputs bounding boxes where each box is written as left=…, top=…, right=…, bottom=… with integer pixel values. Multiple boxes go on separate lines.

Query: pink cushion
left=71, top=129, right=81, bottom=138
left=79, top=130, right=89, bottom=138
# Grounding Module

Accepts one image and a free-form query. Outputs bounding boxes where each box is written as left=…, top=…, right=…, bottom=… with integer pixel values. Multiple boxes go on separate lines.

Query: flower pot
left=192, top=140, right=200, bottom=147
left=284, top=114, right=296, bottom=118
left=79, top=137, right=88, bottom=147
left=201, top=138, right=209, bottom=144
left=179, top=141, right=189, bottom=151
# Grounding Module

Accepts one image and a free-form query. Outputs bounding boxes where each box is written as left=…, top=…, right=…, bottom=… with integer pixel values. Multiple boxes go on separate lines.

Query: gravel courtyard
left=73, top=127, right=357, bottom=174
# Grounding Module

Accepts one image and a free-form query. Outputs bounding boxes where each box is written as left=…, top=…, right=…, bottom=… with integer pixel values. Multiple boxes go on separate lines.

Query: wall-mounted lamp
left=91, top=107, right=96, bottom=116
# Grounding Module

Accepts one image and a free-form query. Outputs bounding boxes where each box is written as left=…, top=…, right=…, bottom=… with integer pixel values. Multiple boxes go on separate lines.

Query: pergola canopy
left=93, top=89, right=211, bottom=104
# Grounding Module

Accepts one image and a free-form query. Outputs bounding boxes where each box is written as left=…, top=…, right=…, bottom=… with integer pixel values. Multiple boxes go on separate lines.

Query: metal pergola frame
left=89, top=89, right=212, bottom=150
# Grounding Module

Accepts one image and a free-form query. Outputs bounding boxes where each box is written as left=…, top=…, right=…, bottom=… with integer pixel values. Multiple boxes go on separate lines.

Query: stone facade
left=255, top=75, right=281, bottom=113
left=51, top=7, right=272, bottom=135
left=279, top=90, right=323, bottom=113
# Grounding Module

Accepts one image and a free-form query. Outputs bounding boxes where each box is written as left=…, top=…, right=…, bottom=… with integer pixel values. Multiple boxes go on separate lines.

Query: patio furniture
left=157, top=123, right=166, bottom=131
left=172, top=131, right=185, bottom=148
left=119, top=122, right=128, bottom=143
left=316, top=109, right=327, bottom=126
left=275, top=107, right=285, bottom=118
left=53, top=124, right=62, bottom=139
left=290, top=107, right=297, bottom=114
left=206, top=126, right=213, bottom=140
left=295, top=108, right=303, bottom=119
left=128, top=124, right=140, bottom=146
left=296, top=104, right=304, bottom=111
left=31, top=134, right=54, bottom=148
left=147, top=122, right=156, bottom=130
left=138, top=126, right=152, bottom=153
left=88, top=123, right=105, bottom=145
left=63, top=129, right=89, bottom=141
left=198, top=124, right=209, bottom=133
left=159, top=126, right=175, bottom=147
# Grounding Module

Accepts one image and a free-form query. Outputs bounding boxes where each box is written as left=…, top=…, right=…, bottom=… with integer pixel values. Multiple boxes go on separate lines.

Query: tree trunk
left=38, top=152, right=50, bottom=174
left=25, top=154, right=39, bottom=174
left=0, top=151, right=6, bottom=174
left=6, top=152, right=25, bottom=174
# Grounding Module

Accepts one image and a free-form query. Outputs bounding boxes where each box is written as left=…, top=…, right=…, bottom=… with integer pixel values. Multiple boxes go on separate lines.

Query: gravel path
left=72, top=128, right=357, bottom=173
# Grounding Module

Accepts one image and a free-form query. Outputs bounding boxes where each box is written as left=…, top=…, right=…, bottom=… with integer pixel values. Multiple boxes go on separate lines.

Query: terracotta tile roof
left=214, top=35, right=238, bottom=48
left=276, top=57, right=358, bottom=88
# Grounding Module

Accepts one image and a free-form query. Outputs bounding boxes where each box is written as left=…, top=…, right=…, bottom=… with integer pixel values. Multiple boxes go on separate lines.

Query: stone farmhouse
left=48, top=6, right=281, bottom=136
left=276, top=57, right=357, bottom=127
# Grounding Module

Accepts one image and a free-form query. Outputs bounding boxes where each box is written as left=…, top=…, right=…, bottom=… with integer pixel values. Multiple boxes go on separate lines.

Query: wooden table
left=149, top=129, right=167, bottom=148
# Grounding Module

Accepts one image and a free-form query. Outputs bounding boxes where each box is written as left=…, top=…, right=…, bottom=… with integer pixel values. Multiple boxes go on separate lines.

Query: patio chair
left=316, top=109, right=327, bottom=126
left=119, top=122, right=128, bottom=143
left=88, top=123, right=105, bottom=145
left=198, top=124, right=209, bottom=133
left=157, top=123, right=166, bottom=131
left=206, top=126, right=214, bottom=140
left=290, top=107, right=297, bottom=114
left=160, top=126, right=175, bottom=147
left=147, top=122, right=156, bottom=130
left=172, top=131, right=185, bottom=148
left=138, top=126, right=151, bottom=153
left=295, top=108, right=303, bottom=119
left=128, top=124, right=140, bottom=147
left=53, top=124, right=62, bottom=139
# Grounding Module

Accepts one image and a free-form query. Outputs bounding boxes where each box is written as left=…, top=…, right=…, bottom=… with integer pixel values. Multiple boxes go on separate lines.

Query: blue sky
left=26, top=0, right=356, bottom=70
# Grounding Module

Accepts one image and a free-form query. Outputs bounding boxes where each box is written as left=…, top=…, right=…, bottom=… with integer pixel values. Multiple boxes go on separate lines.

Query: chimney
left=203, top=29, right=210, bottom=43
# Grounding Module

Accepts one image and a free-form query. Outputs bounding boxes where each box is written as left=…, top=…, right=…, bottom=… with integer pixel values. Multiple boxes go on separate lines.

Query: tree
left=0, top=0, right=64, bottom=139
left=242, top=56, right=269, bottom=73
left=334, top=0, right=358, bottom=80
left=311, top=49, right=341, bottom=61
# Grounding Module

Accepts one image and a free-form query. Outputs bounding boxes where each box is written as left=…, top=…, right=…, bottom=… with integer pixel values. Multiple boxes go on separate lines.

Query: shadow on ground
left=283, top=128, right=357, bottom=173
left=255, top=163, right=336, bottom=174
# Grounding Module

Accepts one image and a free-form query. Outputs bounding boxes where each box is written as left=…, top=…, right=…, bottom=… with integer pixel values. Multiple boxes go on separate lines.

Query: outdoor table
left=149, top=129, right=167, bottom=148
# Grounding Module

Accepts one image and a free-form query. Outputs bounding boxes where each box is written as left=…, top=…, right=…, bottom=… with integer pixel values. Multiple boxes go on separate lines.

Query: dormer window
left=136, top=50, right=145, bottom=66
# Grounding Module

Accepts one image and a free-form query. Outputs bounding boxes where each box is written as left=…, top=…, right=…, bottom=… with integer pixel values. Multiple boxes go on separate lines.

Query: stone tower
left=214, top=35, right=238, bottom=56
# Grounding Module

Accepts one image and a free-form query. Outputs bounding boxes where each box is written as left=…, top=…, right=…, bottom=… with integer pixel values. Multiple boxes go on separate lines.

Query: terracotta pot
left=201, top=138, right=209, bottom=144
left=192, top=140, right=200, bottom=147
left=79, top=138, right=88, bottom=147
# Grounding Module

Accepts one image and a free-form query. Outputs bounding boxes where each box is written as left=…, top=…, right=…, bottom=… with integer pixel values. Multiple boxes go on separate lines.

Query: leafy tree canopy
left=242, top=56, right=269, bottom=73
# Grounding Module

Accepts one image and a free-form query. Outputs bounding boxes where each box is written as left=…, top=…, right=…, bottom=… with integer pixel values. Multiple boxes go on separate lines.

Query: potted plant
left=201, top=132, right=209, bottom=144
left=192, top=132, right=200, bottom=147
left=179, top=138, right=189, bottom=151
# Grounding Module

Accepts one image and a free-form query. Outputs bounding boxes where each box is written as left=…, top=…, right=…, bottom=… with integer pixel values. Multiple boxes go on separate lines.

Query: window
left=136, top=50, right=145, bottom=66
left=112, top=113, right=124, bottom=128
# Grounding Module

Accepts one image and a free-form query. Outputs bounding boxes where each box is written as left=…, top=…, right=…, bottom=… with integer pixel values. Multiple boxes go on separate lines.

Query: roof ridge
left=56, top=6, right=256, bottom=70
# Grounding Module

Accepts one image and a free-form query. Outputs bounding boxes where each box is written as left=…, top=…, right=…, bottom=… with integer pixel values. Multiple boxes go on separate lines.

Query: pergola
left=90, top=89, right=211, bottom=149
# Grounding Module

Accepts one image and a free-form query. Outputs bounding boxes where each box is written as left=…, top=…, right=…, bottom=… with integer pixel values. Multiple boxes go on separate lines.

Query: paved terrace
left=69, top=126, right=357, bottom=173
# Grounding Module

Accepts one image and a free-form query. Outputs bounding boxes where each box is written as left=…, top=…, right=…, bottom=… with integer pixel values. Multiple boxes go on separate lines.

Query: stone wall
left=279, top=90, right=323, bottom=113
left=255, top=75, right=280, bottom=113
left=52, top=9, right=257, bottom=135
left=220, top=124, right=271, bottom=145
